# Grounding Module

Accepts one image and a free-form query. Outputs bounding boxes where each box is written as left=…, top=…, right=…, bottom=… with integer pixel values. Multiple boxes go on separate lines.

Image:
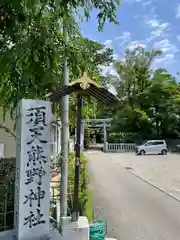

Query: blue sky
left=80, top=0, right=180, bottom=78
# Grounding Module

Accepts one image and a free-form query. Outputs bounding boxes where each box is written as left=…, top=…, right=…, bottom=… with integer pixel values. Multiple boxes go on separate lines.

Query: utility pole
left=60, top=18, right=69, bottom=217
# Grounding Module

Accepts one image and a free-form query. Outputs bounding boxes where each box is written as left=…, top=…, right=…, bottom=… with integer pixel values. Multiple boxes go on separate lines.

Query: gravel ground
left=109, top=152, right=180, bottom=201
left=86, top=151, right=180, bottom=240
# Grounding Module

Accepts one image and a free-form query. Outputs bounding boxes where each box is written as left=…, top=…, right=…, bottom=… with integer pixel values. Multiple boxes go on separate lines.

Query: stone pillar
left=103, top=123, right=107, bottom=151
left=14, top=99, right=52, bottom=240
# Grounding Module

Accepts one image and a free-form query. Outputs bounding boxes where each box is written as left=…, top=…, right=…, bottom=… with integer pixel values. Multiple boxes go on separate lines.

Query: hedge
left=67, top=152, right=93, bottom=221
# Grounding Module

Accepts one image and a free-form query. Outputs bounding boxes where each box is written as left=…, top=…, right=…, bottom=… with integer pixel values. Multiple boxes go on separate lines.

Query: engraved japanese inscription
left=14, top=100, right=52, bottom=240
left=23, top=106, right=47, bottom=227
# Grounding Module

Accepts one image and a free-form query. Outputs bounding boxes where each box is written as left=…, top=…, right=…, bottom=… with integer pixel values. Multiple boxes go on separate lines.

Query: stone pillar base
left=60, top=216, right=89, bottom=240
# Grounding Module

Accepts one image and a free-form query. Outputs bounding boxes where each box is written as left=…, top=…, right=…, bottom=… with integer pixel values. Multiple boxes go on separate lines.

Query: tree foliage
left=98, top=46, right=180, bottom=141
left=0, top=0, right=119, bottom=119
left=3, top=0, right=180, bottom=142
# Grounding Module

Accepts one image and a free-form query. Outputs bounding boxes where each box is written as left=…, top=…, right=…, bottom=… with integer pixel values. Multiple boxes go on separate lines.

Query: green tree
left=96, top=47, right=180, bottom=142
left=0, top=0, right=120, bottom=118
left=114, top=47, right=162, bottom=108
left=142, top=69, right=180, bottom=138
left=101, top=47, right=161, bottom=138
left=104, top=47, right=180, bottom=140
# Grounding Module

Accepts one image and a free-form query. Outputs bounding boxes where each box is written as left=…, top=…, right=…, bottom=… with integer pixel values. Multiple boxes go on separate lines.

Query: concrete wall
left=0, top=109, right=16, bottom=158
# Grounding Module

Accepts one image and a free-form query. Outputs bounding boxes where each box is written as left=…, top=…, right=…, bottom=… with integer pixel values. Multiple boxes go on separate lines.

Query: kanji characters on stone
left=24, top=209, right=46, bottom=228
left=27, top=145, right=46, bottom=167
left=23, top=186, right=45, bottom=207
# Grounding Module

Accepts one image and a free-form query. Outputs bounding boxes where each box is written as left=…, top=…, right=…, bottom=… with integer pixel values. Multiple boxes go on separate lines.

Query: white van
left=136, top=140, right=168, bottom=155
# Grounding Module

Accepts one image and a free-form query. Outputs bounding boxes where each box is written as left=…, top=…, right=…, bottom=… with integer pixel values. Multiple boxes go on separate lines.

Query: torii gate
left=82, top=118, right=112, bottom=150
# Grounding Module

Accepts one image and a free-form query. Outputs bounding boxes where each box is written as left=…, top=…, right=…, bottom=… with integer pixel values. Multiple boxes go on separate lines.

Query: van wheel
left=161, top=149, right=167, bottom=155
left=140, top=150, right=145, bottom=155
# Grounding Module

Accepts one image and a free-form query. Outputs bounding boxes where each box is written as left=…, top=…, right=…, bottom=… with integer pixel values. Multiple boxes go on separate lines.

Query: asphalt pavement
left=85, top=151, right=180, bottom=240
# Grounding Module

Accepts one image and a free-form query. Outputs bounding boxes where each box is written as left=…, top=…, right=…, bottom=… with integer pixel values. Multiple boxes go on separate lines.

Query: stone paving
left=86, top=151, right=180, bottom=240
left=109, top=152, right=180, bottom=201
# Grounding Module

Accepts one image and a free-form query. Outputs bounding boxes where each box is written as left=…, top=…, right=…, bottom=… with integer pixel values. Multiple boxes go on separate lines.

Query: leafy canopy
left=0, top=0, right=120, bottom=117
left=97, top=46, right=180, bottom=140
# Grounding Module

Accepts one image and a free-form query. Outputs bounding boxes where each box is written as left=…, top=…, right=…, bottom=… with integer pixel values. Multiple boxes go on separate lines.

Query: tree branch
left=0, top=124, right=16, bottom=139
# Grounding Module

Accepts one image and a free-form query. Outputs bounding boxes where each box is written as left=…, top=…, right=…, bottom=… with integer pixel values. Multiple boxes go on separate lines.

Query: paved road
left=110, top=153, right=180, bottom=201
left=85, top=151, right=180, bottom=240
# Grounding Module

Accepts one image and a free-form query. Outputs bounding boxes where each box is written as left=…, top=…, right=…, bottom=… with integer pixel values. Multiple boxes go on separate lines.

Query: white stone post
left=103, top=123, right=107, bottom=151
left=14, top=99, right=52, bottom=240
left=75, top=121, right=84, bottom=152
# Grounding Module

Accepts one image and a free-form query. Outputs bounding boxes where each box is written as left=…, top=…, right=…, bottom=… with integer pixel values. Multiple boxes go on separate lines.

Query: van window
left=153, top=141, right=164, bottom=145
left=145, top=141, right=153, bottom=146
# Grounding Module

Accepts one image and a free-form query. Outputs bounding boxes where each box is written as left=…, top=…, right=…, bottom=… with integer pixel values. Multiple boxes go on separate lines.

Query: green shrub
left=108, top=132, right=142, bottom=143
left=68, top=153, right=93, bottom=221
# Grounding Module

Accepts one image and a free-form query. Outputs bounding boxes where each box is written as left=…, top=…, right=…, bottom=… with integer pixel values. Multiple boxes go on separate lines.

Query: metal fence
left=0, top=158, right=15, bottom=232
left=0, top=184, right=14, bottom=232
left=0, top=179, right=74, bottom=232
left=106, top=143, right=136, bottom=153
left=0, top=157, right=75, bottom=232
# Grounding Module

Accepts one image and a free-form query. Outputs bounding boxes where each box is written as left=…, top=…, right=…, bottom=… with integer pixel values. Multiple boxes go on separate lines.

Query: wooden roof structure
left=49, top=72, right=119, bottom=105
